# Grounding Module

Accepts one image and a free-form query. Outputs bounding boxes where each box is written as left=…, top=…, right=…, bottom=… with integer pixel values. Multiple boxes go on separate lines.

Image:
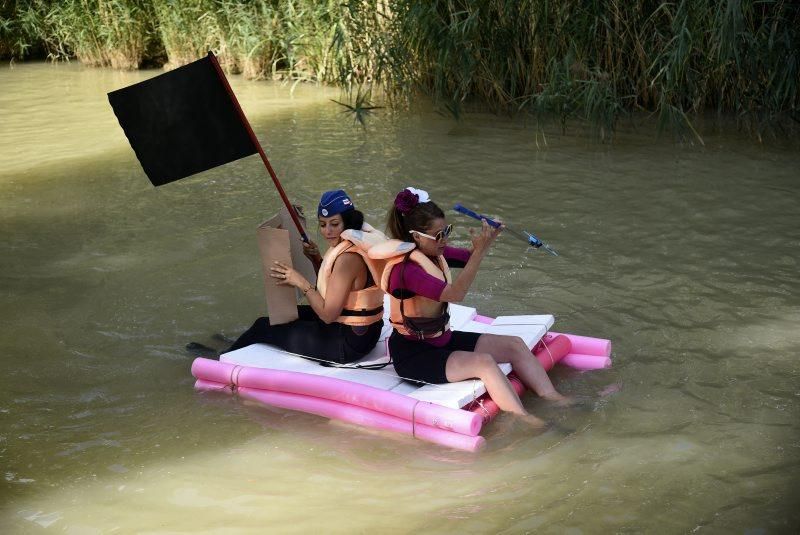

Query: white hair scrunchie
left=405, top=187, right=430, bottom=203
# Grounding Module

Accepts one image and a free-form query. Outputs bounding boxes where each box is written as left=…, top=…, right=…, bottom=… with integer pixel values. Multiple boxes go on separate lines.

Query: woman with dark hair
left=225, top=189, right=384, bottom=364
left=383, top=187, right=567, bottom=426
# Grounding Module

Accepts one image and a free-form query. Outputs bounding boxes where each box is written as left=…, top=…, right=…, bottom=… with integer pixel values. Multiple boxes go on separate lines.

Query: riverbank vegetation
left=2, top=0, right=797, bottom=141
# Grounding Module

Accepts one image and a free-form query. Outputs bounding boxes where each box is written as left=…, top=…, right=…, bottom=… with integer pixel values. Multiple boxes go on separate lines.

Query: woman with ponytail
left=383, top=187, right=568, bottom=426
left=225, top=189, right=384, bottom=364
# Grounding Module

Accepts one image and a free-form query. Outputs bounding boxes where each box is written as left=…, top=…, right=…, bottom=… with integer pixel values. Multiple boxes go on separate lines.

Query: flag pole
left=207, top=51, right=310, bottom=242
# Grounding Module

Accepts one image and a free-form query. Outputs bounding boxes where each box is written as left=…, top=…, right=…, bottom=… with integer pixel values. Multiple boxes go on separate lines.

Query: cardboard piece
left=257, top=206, right=317, bottom=325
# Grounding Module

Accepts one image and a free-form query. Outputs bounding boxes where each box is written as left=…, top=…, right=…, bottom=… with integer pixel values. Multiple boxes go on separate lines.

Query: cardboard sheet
left=257, top=206, right=316, bottom=325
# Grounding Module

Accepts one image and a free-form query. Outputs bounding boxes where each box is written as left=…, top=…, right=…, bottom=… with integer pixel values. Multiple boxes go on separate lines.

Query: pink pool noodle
left=195, top=379, right=485, bottom=452
left=560, top=353, right=612, bottom=370
left=548, top=332, right=611, bottom=357
left=191, top=358, right=482, bottom=436
left=533, top=334, right=571, bottom=371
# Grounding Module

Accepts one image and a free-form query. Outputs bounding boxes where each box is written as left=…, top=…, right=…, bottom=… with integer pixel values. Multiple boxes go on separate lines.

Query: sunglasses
left=409, top=223, right=453, bottom=243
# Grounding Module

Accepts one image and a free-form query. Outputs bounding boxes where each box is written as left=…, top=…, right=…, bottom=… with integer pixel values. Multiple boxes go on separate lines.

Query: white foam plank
left=448, top=303, right=478, bottom=330
left=492, top=314, right=554, bottom=330
left=458, top=320, right=546, bottom=348
left=221, top=344, right=324, bottom=374
left=389, top=381, right=419, bottom=396
left=315, top=365, right=404, bottom=390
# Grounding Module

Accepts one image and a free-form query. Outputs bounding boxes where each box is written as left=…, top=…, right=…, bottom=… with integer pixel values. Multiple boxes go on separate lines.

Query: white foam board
left=458, top=320, right=547, bottom=348
left=448, top=303, right=477, bottom=330
left=492, top=314, right=554, bottom=329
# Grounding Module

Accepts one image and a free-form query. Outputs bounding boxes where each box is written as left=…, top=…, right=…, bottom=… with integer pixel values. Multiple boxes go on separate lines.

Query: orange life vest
left=315, top=224, right=387, bottom=326
left=379, top=250, right=453, bottom=339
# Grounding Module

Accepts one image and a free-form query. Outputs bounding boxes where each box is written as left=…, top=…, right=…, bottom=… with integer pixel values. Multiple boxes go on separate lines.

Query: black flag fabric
left=108, top=53, right=257, bottom=186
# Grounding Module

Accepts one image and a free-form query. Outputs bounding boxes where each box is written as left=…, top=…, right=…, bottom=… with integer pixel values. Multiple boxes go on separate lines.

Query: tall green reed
left=3, top=0, right=797, bottom=141
left=37, top=0, right=156, bottom=69
left=373, top=0, right=798, bottom=141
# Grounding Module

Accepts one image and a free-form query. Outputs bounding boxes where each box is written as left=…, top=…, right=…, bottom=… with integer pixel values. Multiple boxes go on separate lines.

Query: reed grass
left=151, top=0, right=218, bottom=70
left=2, top=0, right=797, bottom=141
left=18, top=0, right=158, bottom=69
left=214, top=0, right=281, bottom=79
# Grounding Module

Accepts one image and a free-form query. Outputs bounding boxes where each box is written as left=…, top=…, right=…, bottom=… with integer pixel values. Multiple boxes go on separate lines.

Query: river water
left=1, top=62, right=798, bottom=533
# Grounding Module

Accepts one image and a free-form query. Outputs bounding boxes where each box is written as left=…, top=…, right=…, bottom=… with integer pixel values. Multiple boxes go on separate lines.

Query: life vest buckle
left=411, top=328, right=427, bottom=341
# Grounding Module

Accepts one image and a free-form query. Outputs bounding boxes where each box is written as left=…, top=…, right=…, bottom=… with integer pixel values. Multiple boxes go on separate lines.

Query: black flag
left=108, top=53, right=257, bottom=186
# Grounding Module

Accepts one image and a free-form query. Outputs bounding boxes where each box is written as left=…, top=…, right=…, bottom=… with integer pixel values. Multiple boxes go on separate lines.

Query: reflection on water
left=1, top=62, right=799, bottom=532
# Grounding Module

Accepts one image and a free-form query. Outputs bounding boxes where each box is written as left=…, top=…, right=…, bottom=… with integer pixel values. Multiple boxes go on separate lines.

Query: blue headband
left=318, top=189, right=355, bottom=217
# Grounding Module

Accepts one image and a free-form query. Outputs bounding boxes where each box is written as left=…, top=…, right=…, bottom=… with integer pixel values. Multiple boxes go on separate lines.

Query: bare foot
left=540, top=392, right=577, bottom=407
left=517, top=412, right=548, bottom=429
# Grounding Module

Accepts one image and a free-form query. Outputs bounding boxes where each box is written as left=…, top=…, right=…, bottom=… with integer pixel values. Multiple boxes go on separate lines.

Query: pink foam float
left=533, top=333, right=572, bottom=371
left=195, top=379, right=485, bottom=452
left=561, top=353, right=612, bottom=370
left=549, top=332, right=612, bottom=357
left=473, top=314, right=612, bottom=371
left=191, top=358, right=483, bottom=436
left=551, top=331, right=612, bottom=371
left=533, top=333, right=611, bottom=370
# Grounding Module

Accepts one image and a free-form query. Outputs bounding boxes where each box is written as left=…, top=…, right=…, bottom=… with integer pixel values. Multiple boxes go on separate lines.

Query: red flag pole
left=207, top=51, right=309, bottom=242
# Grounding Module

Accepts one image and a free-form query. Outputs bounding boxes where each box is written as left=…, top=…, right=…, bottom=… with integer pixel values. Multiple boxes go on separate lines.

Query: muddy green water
left=1, top=62, right=799, bottom=533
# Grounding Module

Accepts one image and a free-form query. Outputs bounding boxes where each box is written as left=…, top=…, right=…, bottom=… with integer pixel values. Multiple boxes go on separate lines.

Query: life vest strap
left=339, top=306, right=384, bottom=317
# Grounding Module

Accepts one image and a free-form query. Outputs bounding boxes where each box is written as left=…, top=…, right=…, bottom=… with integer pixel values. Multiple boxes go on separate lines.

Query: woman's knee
left=480, top=333, right=525, bottom=353
left=447, top=351, right=499, bottom=382
left=497, top=334, right=527, bottom=351
left=481, top=335, right=528, bottom=362
left=471, top=352, right=502, bottom=378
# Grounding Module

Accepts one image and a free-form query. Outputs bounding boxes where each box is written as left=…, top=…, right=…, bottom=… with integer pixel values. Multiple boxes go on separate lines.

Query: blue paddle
left=453, top=203, right=559, bottom=256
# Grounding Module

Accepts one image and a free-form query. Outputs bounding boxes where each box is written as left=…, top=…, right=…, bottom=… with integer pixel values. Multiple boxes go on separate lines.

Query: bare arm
left=272, top=253, right=363, bottom=324
left=439, top=219, right=502, bottom=303
left=302, top=239, right=323, bottom=274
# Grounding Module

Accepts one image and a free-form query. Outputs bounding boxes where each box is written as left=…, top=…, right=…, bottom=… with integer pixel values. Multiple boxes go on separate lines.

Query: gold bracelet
left=303, top=285, right=314, bottom=296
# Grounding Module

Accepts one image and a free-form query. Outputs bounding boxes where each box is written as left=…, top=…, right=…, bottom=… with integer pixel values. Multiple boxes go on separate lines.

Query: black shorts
left=388, top=330, right=482, bottom=384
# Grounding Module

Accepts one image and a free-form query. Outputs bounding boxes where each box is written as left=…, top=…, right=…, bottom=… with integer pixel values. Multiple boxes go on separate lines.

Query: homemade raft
left=191, top=297, right=611, bottom=451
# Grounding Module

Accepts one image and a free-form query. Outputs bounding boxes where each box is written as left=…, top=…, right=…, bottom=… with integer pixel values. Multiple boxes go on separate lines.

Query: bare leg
left=445, top=351, right=546, bottom=427
left=475, top=334, right=567, bottom=402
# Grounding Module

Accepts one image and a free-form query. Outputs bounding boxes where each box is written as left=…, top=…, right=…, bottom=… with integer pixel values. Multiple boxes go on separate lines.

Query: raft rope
left=411, top=400, right=420, bottom=438
left=225, top=364, right=243, bottom=393
left=540, top=336, right=555, bottom=369
left=472, top=380, right=491, bottom=421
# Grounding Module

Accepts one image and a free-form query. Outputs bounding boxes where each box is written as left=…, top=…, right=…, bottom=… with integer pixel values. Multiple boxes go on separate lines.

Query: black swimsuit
left=226, top=305, right=382, bottom=364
